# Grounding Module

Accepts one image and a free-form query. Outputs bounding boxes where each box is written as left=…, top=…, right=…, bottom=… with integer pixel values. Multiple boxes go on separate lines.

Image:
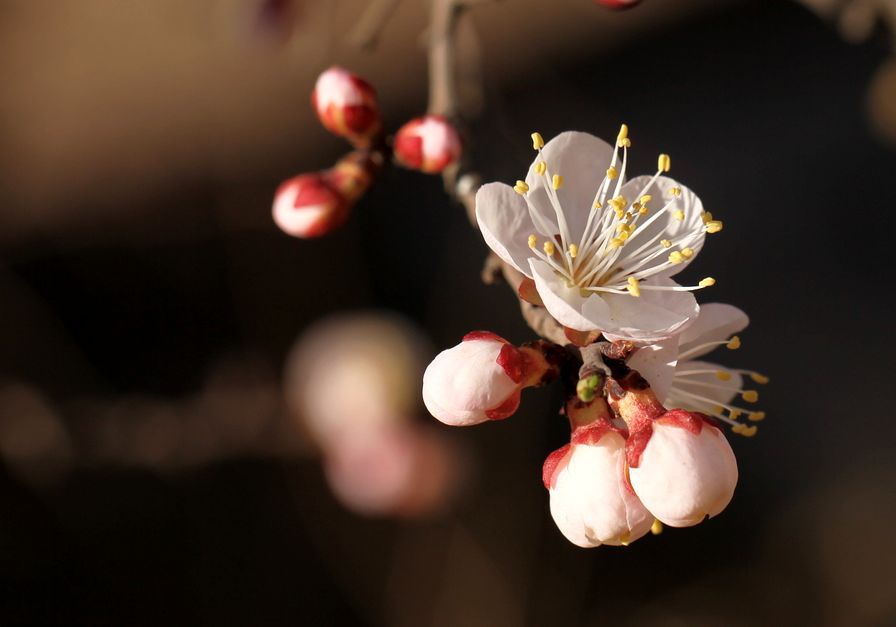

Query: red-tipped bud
left=312, top=66, right=382, bottom=147
left=272, top=172, right=348, bottom=238
left=393, top=115, right=462, bottom=174
left=327, top=150, right=380, bottom=203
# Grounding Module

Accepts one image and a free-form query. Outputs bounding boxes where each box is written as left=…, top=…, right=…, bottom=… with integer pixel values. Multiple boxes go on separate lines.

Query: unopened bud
left=272, top=172, right=348, bottom=238
left=393, top=115, right=462, bottom=174
left=312, top=66, right=382, bottom=147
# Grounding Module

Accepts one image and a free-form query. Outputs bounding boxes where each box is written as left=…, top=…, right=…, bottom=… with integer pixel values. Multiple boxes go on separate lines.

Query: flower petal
left=617, top=175, right=706, bottom=280
left=475, top=182, right=537, bottom=276
left=529, top=258, right=608, bottom=332
left=665, top=359, right=743, bottom=412
left=525, top=131, right=616, bottom=241
left=677, top=303, right=749, bottom=358
left=600, top=277, right=699, bottom=342
left=627, top=338, right=678, bottom=403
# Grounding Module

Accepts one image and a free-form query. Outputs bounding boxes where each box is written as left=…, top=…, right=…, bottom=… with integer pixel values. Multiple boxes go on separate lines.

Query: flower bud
left=627, top=410, right=738, bottom=527
left=423, top=331, right=541, bottom=426
left=544, top=419, right=653, bottom=548
left=312, top=66, right=382, bottom=147
left=393, top=115, right=462, bottom=174
left=272, top=172, right=348, bottom=238
left=327, top=150, right=380, bottom=204
left=594, top=0, right=641, bottom=9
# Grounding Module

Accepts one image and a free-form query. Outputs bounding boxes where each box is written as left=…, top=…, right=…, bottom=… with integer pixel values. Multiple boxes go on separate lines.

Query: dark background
left=1, top=1, right=895, bottom=625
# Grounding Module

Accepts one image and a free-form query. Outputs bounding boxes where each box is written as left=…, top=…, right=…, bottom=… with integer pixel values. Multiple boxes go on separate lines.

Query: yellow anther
left=658, top=153, right=671, bottom=172
left=616, top=123, right=629, bottom=147
left=712, top=405, right=725, bottom=414
left=701, top=210, right=713, bottom=224
left=638, top=205, right=649, bottom=215
left=706, top=220, right=724, bottom=234
left=568, top=244, right=578, bottom=258
left=699, top=277, right=716, bottom=288
left=673, top=210, right=685, bottom=221
left=618, top=231, right=630, bottom=242
left=727, top=335, right=741, bottom=350
left=535, top=161, right=547, bottom=176
left=750, top=373, right=770, bottom=384
left=660, top=239, right=672, bottom=248
left=715, top=370, right=732, bottom=381
left=543, top=241, right=555, bottom=256
left=681, top=247, right=694, bottom=258
left=552, top=174, right=563, bottom=189
left=531, top=132, right=545, bottom=150
left=668, top=251, right=684, bottom=264
left=619, top=138, right=631, bottom=148
left=742, top=390, right=759, bottom=403
left=739, top=425, right=758, bottom=437
left=627, top=276, right=641, bottom=297
left=528, top=234, right=537, bottom=249
left=614, top=208, right=625, bottom=219
left=514, top=180, right=529, bottom=194
left=650, top=519, right=663, bottom=535
left=729, top=410, right=742, bottom=421
left=670, top=187, right=682, bottom=197
left=608, top=197, right=624, bottom=211
left=616, top=223, right=631, bottom=234
left=625, top=211, right=633, bottom=221
left=748, top=411, right=766, bottom=422
left=640, top=195, right=652, bottom=204
left=593, top=200, right=602, bottom=209
left=609, top=238, right=624, bottom=249
left=606, top=166, right=618, bottom=180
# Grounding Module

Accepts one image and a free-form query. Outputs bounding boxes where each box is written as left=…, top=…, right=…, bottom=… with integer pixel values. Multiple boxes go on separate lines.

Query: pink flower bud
left=393, top=115, right=462, bottom=174
left=272, top=172, right=348, bottom=238
left=312, top=67, right=382, bottom=147
left=423, top=331, right=529, bottom=426
left=627, top=410, right=738, bottom=527
left=544, top=420, right=653, bottom=548
left=594, top=0, right=641, bottom=9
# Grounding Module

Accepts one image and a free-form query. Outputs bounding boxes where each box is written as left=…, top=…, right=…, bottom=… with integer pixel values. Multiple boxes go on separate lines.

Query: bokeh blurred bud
left=627, top=410, right=738, bottom=527
left=312, top=66, right=382, bottom=147
left=285, top=313, right=429, bottom=449
left=594, top=0, right=641, bottom=9
left=272, top=172, right=348, bottom=238
left=423, top=331, right=531, bottom=427
left=393, top=115, right=462, bottom=174
left=327, top=150, right=380, bottom=204
left=545, top=422, right=653, bottom=548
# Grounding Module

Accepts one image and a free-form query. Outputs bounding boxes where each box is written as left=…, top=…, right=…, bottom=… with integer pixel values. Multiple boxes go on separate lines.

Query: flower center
left=516, top=126, right=722, bottom=298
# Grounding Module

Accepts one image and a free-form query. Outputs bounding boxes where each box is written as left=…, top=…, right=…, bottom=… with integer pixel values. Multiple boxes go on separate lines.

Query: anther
left=670, top=187, right=681, bottom=197
left=673, top=210, right=685, bottom=221
left=640, top=195, right=652, bottom=204
left=627, top=276, right=641, bottom=297
left=552, top=174, right=563, bottom=189
left=742, top=390, right=759, bottom=403
left=727, top=335, right=741, bottom=350
left=609, top=238, right=624, bottom=249
left=668, top=251, right=684, bottom=264
left=750, top=373, right=770, bottom=384
left=528, top=234, right=537, bottom=249
left=660, top=239, right=672, bottom=248
left=650, top=519, right=663, bottom=535
left=606, top=166, right=618, bottom=180
left=514, top=180, right=529, bottom=194
left=617, top=123, right=629, bottom=147
left=535, top=162, right=546, bottom=175
left=706, top=220, right=724, bottom=233
left=658, top=153, right=671, bottom=172
left=701, top=211, right=713, bottom=224
left=699, top=277, right=716, bottom=287
left=531, top=132, right=545, bottom=150
left=543, top=241, right=555, bottom=256
left=681, top=247, right=694, bottom=258
left=593, top=200, right=602, bottom=209
left=715, top=370, right=731, bottom=381
left=748, top=411, right=766, bottom=422
left=568, top=244, right=578, bottom=258
left=638, top=205, right=649, bottom=215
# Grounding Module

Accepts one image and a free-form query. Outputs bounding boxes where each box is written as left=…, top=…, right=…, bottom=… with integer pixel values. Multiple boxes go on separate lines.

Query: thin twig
left=346, top=0, right=403, bottom=50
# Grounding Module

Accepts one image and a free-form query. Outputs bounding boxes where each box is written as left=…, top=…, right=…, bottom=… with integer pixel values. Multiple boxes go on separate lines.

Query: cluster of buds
left=273, top=67, right=463, bottom=238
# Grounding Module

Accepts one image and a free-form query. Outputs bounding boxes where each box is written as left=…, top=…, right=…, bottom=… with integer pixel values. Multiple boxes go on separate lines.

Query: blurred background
left=2, top=0, right=896, bottom=624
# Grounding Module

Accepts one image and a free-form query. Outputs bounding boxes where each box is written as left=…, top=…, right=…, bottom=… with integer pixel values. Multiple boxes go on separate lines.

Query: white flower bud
left=628, top=410, right=738, bottom=527
left=544, top=424, right=653, bottom=547
left=422, top=332, right=525, bottom=426
left=393, top=115, right=462, bottom=174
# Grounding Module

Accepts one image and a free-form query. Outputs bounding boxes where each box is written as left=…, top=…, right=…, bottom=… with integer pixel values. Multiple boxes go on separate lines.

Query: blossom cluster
left=423, top=127, right=767, bottom=547
left=273, top=67, right=462, bottom=239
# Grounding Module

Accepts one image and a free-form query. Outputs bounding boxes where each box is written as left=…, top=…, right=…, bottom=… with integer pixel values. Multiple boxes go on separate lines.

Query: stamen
left=543, top=241, right=555, bottom=256
left=657, top=153, right=671, bottom=172
left=627, top=276, right=641, bottom=297
left=706, top=220, right=723, bottom=233
left=749, top=373, right=770, bottom=384
left=732, top=423, right=758, bottom=437
left=528, top=234, right=537, bottom=249
left=535, top=161, right=547, bottom=176
left=640, top=195, right=652, bottom=204
left=701, top=210, right=713, bottom=223
left=715, top=370, right=731, bottom=381
left=552, top=174, right=563, bottom=190
left=673, top=209, right=685, bottom=221
left=568, top=244, right=578, bottom=258
left=668, top=251, right=684, bottom=264
left=748, top=411, right=766, bottom=422
left=681, top=247, right=694, bottom=258
left=741, top=390, right=759, bottom=403
left=606, top=166, right=618, bottom=180
left=699, top=277, right=716, bottom=287
left=660, top=239, right=672, bottom=248
left=727, top=336, right=741, bottom=350
left=650, top=519, right=663, bottom=535
left=670, top=187, right=681, bottom=197
left=531, top=132, right=544, bottom=150
left=616, top=123, right=629, bottom=147
left=514, top=180, right=529, bottom=194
